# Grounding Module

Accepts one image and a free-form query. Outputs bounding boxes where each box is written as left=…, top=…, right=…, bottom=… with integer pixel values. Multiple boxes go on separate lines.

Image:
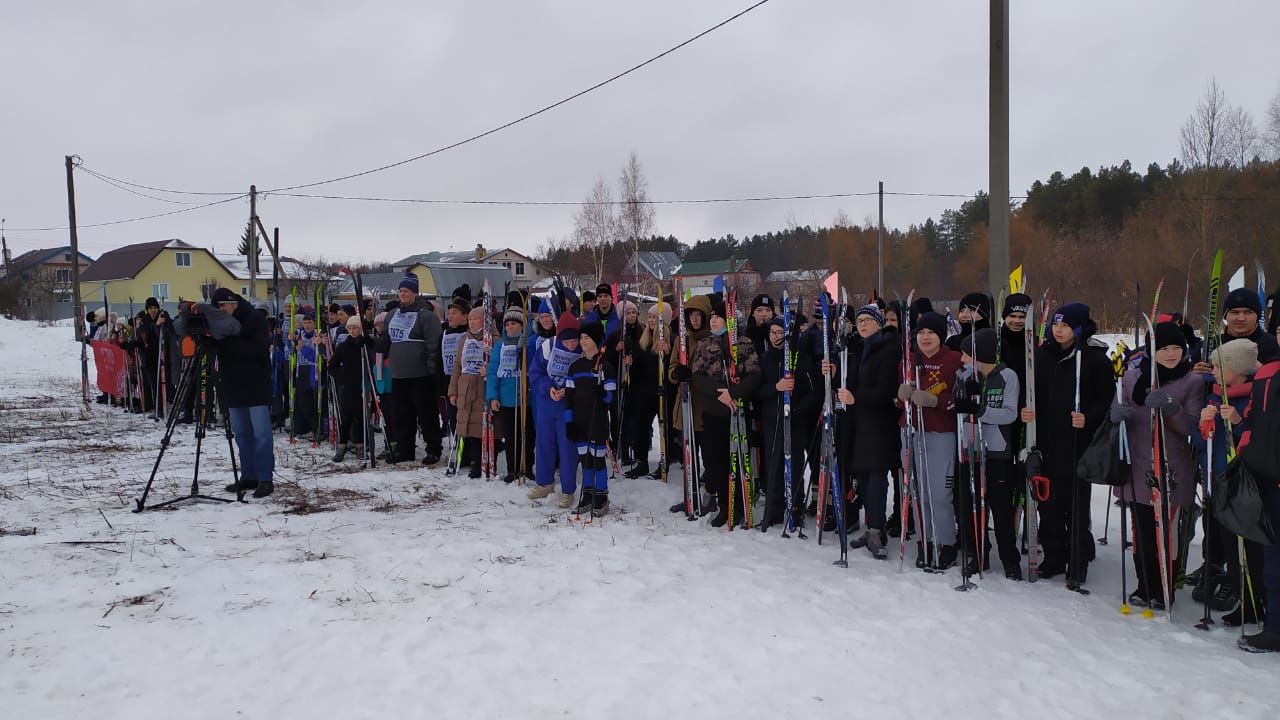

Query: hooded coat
left=1114, top=364, right=1203, bottom=507
left=448, top=327, right=488, bottom=438
left=670, top=294, right=712, bottom=432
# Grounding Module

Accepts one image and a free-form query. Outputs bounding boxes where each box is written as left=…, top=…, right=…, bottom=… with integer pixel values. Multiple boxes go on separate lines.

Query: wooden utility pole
left=877, top=181, right=885, bottom=295
left=248, top=185, right=258, bottom=301
left=988, top=0, right=1010, bottom=299
left=66, top=155, right=89, bottom=405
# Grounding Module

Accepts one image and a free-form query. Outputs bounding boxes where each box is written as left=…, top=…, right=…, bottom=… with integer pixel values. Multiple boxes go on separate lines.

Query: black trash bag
left=1211, top=459, right=1276, bottom=546
left=1076, top=417, right=1129, bottom=486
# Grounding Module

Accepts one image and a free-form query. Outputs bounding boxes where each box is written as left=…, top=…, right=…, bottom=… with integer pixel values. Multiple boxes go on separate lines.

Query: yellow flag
left=1009, top=265, right=1025, bottom=295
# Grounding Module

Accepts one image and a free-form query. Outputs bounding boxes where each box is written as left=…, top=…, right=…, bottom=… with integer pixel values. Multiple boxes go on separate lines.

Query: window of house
left=515, top=262, right=526, bottom=277
left=55, top=268, right=71, bottom=283
left=152, top=283, right=169, bottom=299
left=241, top=287, right=249, bottom=297
left=502, top=261, right=512, bottom=270
left=176, top=252, right=192, bottom=267
left=64, top=253, right=73, bottom=261
left=200, top=283, right=217, bottom=300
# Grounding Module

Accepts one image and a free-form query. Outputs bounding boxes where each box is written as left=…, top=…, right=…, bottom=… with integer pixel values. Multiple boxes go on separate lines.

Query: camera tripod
left=134, top=341, right=241, bottom=512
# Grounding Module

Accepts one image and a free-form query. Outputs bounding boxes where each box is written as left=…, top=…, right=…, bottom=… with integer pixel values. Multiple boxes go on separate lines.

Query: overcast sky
left=3, top=1, right=1278, bottom=265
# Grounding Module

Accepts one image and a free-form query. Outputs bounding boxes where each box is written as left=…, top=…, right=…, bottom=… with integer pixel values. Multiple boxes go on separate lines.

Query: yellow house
left=79, top=239, right=238, bottom=316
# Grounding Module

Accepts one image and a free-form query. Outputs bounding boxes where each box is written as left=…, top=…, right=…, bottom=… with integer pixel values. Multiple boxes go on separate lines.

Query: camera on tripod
left=176, top=300, right=209, bottom=337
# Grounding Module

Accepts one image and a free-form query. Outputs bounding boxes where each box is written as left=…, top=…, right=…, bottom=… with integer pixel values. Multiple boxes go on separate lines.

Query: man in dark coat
left=176, top=288, right=276, bottom=498
left=757, top=316, right=817, bottom=532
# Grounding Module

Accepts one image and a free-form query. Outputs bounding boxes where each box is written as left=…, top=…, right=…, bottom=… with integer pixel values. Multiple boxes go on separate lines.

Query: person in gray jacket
left=372, top=274, right=444, bottom=465
left=954, top=328, right=1023, bottom=578
left=1110, top=321, right=1204, bottom=610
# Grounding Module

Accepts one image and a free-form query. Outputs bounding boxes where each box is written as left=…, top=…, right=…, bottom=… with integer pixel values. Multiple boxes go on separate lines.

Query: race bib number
left=442, top=333, right=463, bottom=375
left=548, top=346, right=580, bottom=379
left=461, top=338, right=487, bottom=376
left=387, top=311, right=417, bottom=343
left=498, top=343, right=519, bottom=378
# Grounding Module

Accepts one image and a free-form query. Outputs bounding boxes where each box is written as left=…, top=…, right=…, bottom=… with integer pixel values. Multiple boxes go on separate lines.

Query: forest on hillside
left=539, top=80, right=1280, bottom=328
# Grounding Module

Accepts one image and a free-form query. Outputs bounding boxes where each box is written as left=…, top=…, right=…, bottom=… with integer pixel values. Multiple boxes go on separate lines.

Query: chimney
left=475, top=243, right=486, bottom=261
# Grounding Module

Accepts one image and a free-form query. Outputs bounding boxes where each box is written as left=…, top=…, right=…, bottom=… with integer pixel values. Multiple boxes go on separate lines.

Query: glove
left=953, top=396, right=980, bottom=415
left=1143, top=388, right=1179, bottom=414
left=671, top=364, right=692, bottom=382
left=910, top=390, right=938, bottom=408
left=897, top=382, right=915, bottom=402
left=1109, top=403, right=1133, bottom=423
left=964, top=378, right=981, bottom=399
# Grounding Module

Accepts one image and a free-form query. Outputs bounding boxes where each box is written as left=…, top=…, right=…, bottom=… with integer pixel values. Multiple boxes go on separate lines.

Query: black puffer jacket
left=178, top=300, right=272, bottom=408
left=1033, top=336, right=1113, bottom=480
left=841, top=330, right=903, bottom=473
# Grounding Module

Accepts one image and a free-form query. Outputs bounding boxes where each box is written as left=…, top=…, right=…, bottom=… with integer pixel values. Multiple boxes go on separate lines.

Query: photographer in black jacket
left=175, top=288, right=276, bottom=498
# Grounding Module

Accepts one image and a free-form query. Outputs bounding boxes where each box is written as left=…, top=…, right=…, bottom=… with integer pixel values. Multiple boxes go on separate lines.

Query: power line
left=261, top=0, right=775, bottom=193
left=77, top=167, right=208, bottom=205
left=6, top=194, right=247, bottom=232
left=262, top=190, right=882, bottom=206
left=73, top=164, right=243, bottom=197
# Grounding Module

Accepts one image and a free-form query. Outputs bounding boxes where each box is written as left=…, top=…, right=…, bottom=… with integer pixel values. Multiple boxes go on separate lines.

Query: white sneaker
left=527, top=484, right=554, bottom=500
left=555, top=493, right=574, bottom=509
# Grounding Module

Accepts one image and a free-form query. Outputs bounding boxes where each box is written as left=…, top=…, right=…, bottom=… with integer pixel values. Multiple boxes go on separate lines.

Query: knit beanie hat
left=398, top=274, right=419, bottom=294
left=1052, top=303, right=1090, bottom=335
left=915, top=312, right=948, bottom=340
left=1223, top=288, right=1262, bottom=317
left=556, top=312, right=581, bottom=342
left=580, top=320, right=605, bottom=347
left=1154, top=321, right=1188, bottom=351
left=854, top=303, right=885, bottom=327
left=970, top=328, right=999, bottom=364
left=340, top=304, right=357, bottom=317
left=750, top=294, right=775, bottom=313
left=503, top=307, right=526, bottom=326
left=595, top=283, right=613, bottom=298
left=1210, top=339, right=1259, bottom=377
left=346, top=315, right=362, bottom=329
left=960, top=292, right=991, bottom=319
left=1002, top=293, right=1032, bottom=318
left=145, top=297, right=160, bottom=309
left=374, top=312, right=387, bottom=325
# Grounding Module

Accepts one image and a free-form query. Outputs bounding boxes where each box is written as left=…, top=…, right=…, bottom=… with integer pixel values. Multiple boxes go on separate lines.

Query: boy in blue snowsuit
left=527, top=311, right=582, bottom=507
left=566, top=321, right=618, bottom=516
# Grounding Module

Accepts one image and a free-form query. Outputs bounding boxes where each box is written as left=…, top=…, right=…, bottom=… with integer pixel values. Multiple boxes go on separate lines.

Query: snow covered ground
left=1, top=318, right=1277, bottom=719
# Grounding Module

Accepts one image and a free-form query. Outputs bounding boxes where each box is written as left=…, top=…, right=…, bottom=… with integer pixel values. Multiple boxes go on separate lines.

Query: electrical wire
left=73, top=164, right=243, bottom=197
left=77, top=167, right=208, bottom=205
left=260, top=0, right=774, bottom=193
left=6, top=194, right=247, bottom=232
left=262, top=190, right=880, bottom=206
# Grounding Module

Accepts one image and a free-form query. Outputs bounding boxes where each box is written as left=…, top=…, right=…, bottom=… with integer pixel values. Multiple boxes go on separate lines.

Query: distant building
left=626, top=251, right=682, bottom=286
left=762, top=268, right=832, bottom=302
left=674, top=258, right=760, bottom=296
left=2, top=246, right=95, bottom=320
left=78, top=239, right=237, bottom=317
left=393, top=244, right=551, bottom=291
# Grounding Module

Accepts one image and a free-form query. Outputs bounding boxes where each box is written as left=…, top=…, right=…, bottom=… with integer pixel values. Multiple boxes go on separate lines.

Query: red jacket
left=906, top=345, right=963, bottom=433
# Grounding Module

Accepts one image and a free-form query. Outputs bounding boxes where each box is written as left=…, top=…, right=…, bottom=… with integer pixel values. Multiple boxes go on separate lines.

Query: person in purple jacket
left=1110, top=321, right=1204, bottom=610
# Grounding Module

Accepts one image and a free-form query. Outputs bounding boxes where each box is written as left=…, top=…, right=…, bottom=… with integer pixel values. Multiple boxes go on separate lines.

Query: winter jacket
left=529, top=335, right=581, bottom=414
left=565, top=354, right=617, bottom=443
left=1114, top=365, right=1203, bottom=507
left=447, top=328, right=488, bottom=438
left=691, top=331, right=761, bottom=420
left=841, top=330, right=903, bottom=472
left=1034, top=337, right=1114, bottom=481
left=1239, top=359, right=1280, bottom=485
left=907, top=345, right=964, bottom=433
left=670, top=294, right=712, bottom=432
left=177, top=301, right=272, bottom=408
left=946, top=319, right=991, bottom=353
left=328, top=334, right=372, bottom=392
left=757, top=338, right=818, bottom=440
left=371, top=297, right=443, bottom=379
left=486, top=331, right=527, bottom=408
left=962, top=364, right=1021, bottom=460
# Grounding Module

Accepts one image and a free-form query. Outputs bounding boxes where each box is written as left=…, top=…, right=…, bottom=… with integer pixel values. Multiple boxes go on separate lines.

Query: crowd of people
left=86, top=269, right=1280, bottom=653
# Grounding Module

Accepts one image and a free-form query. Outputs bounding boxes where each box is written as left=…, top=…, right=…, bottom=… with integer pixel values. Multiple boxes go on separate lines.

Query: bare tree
left=831, top=209, right=853, bottom=229
left=1180, top=78, right=1230, bottom=169
left=1223, top=105, right=1261, bottom=168
left=617, top=151, right=656, bottom=281
left=1266, top=87, right=1280, bottom=159
left=572, top=177, right=619, bottom=283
